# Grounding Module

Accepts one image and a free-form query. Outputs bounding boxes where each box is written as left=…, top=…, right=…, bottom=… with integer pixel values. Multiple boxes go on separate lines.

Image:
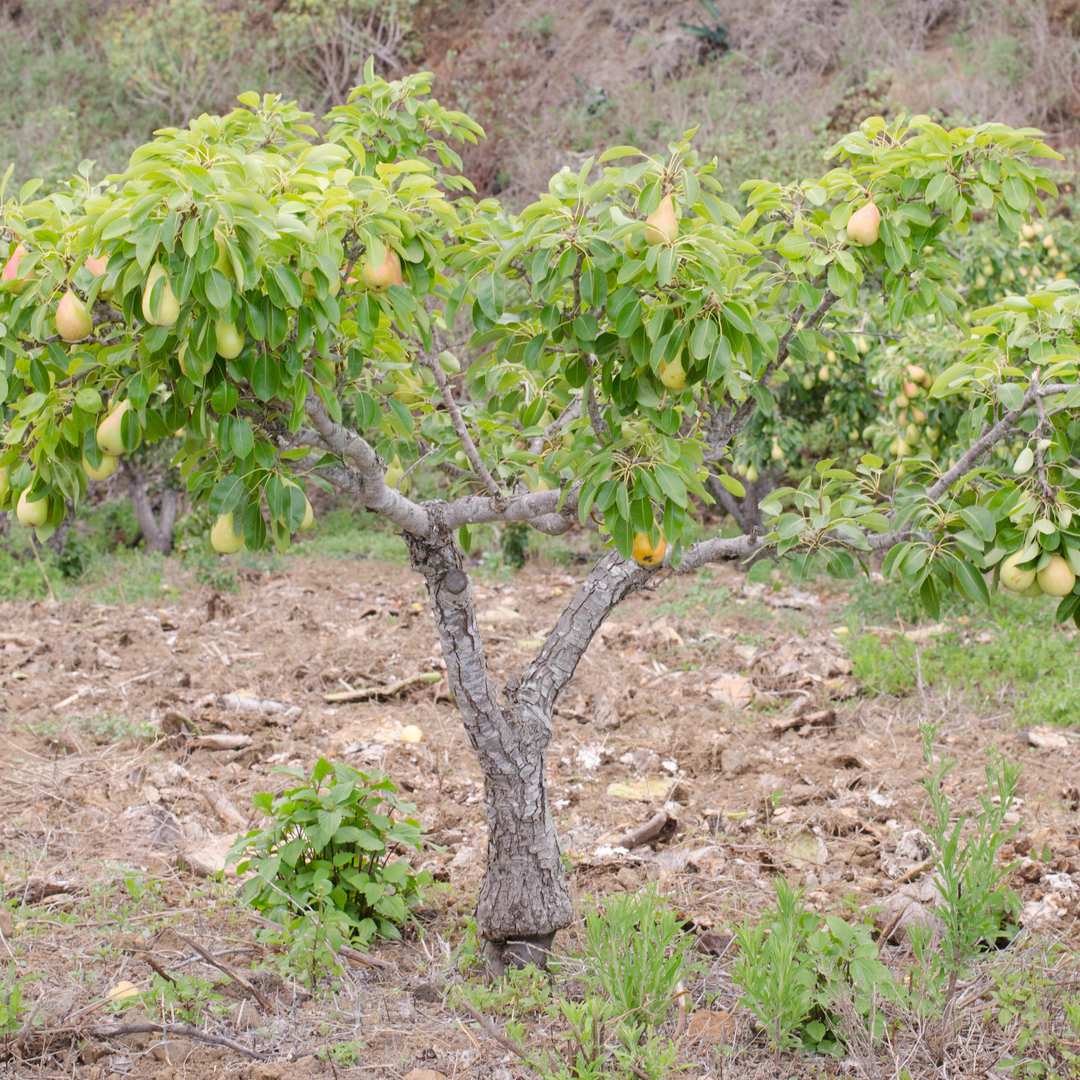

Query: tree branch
left=518, top=550, right=652, bottom=711
left=303, top=393, right=431, bottom=536
left=705, top=290, right=839, bottom=459
left=417, top=344, right=501, bottom=495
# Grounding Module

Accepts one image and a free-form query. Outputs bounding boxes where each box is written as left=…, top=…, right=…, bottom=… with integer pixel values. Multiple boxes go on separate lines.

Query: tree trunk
left=121, top=460, right=177, bottom=554
left=405, top=531, right=651, bottom=972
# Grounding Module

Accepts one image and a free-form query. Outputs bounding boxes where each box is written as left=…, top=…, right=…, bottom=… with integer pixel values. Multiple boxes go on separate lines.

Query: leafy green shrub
left=733, top=877, right=901, bottom=1060
left=228, top=760, right=431, bottom=948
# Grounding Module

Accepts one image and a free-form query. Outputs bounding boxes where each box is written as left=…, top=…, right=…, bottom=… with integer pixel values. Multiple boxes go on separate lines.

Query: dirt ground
left=3, top=554, right=1080, bottom=1078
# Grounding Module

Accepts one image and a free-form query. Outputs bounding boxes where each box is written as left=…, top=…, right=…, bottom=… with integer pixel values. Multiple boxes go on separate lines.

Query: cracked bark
left=404, top=538, right=654, bottom=971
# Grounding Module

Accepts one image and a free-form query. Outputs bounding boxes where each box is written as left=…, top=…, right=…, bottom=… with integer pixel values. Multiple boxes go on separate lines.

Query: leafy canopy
left=2, top=61, right=1078, bottom=625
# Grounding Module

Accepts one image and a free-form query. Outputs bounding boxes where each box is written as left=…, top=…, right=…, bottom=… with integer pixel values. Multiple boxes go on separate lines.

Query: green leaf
left=475, top=273, right=505, bottom=321
left=208, top=475, right=244, bottom=516
left=272, top=265, right=304, bottom=309
left=230, top=418, right=254, bottom=459
left=960, top=506, right=996, bottom=543
left=204, top=269, right=232, bottom=310
left=996, top=383, right=1025, bottom=411
left=953, top=559, right=991, bottom=606
left=251, top=354, right=280, bottom=402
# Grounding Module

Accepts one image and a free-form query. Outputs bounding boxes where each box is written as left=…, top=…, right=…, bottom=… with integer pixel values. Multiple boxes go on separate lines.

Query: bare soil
left=3, top=555, right=1080, bottom=1078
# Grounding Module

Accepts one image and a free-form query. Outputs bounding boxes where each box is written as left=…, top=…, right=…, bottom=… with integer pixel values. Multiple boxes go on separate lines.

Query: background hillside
left=6, top=0, right=1080, bottom=200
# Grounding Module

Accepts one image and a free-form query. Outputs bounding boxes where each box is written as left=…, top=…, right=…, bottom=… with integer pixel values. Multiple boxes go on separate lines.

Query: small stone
left=1028, top=727, right=1069, bottom=750
left=0, top=909, right=13, bottom=937
left=615, top=866, right=642, bottom=891
left=687, top=1009, right=735, bottom=1044
left=404, top=1070, right=447, bottom=1080
left=151, top=1039, right=193, bottom=1064
left=720, top=748, right=749, bottom=776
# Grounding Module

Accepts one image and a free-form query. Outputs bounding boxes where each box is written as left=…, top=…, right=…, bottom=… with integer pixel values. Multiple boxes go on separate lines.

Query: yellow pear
left=360, top=248, right=403, bottom=291
left=1021, top=578, right=1044, bottom=597
left=82, top=453, right=119, bottom=481
left=658, top=352, right=686, bottom=391
left=142, top=263, right=179, bottom=326
left=999, top=551, right=1036, bottom=593
left=644, top=194, right=678, bottom=245
left=1037, top=554, right=1076, bottom=597
left=847, top=201, right=881, bottom=247
left=16, top=489, right=48, bottom=527
left=56, top=288, right=93, bottom=341
left=215, top=320, right=244, bottom=359
left=770, top=440, right=784, bottom=462
left=85, top=254, right=112, bottom=299
left=632, top=529, right=666, bottom=566
left=85, top=254, right=109, bottom=278
left=97, top=400, right=133, bottom=456
left=210, top=513, right=245, bottom=554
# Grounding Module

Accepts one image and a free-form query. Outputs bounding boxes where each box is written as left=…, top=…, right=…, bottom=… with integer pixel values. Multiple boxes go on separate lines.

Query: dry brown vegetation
left=4, top=556, right=1080, bottom=1076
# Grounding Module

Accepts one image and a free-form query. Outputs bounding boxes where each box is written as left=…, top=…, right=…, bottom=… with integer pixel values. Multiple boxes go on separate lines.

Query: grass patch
left=845, top=576, right=1080, bottom=726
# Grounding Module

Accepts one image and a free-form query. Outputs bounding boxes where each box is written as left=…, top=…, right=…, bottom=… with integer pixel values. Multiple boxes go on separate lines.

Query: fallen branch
left=220, top=694, right=302, bottom=721
left=771, top=708, right=836, bottom=735
left=193, top=734, right=253, bottom=751
left=193, top=783, right=245, bottom=828
left=175, top=933, right=273, bottom=1012
left=91, top=1022, right=269, bottom=1061
left=603, top=810, right=673, bottom=850
left=323, top=671, right=441, bottom=703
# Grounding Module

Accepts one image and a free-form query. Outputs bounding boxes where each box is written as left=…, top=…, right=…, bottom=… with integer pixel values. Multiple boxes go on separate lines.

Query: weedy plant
left=228, top=759, right=431, bottom=982
left=733, top=877, right=901, bottom=1062
left=468, top=888, right=694, bottom=1080
left=914, top=722, right=1022, bottom=1021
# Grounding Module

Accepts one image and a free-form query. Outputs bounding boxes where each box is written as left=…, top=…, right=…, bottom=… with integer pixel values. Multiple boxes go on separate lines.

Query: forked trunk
left=406, top=531, right=651, bottom=970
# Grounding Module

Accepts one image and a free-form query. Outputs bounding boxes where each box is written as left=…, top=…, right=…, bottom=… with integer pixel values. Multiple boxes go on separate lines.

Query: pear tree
left=2, top=64, right=1079, bottom=968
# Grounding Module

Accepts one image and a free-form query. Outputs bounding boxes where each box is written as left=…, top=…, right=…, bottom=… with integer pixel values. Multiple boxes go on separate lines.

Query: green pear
left=215, top=319, right=244, bottom=359
left=97, top=400, right=133, bottom=456
left=999, top=551, right=1036, bottom=593
left=83, top=453, right=119, bottom=481
left=658, top=352, right=686, bottom=390
left=1037, top=553, right=1076, bottom=597
left=210, top=512, right=245, bottom=554
left=142, top=263, right=179, bottom=326
left=16, top=489, right=48, bottom=527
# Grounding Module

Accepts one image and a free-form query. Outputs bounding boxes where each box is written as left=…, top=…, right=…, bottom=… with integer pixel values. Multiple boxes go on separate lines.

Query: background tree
left=2, top=67, right=1076, bottom=967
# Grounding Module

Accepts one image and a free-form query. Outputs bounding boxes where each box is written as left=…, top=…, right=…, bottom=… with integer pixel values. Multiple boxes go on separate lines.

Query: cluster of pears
left=999, top=550, right=1076, bottom=598
left=210, top=480, right=315, bottom=554
left=889, top=365, right=935, bottom=458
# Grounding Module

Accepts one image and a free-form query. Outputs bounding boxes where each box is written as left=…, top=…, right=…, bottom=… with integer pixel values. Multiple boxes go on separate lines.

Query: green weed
left=228, top=759, right=431, bottom=984
left=733, top=877, right=901, bottom=1061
